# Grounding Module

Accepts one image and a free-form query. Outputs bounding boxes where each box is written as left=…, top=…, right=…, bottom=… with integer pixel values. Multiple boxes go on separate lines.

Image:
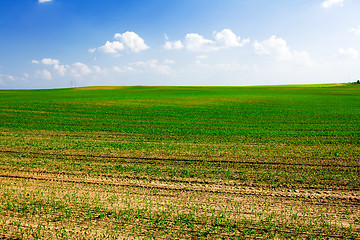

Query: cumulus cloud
left=338, top=48, right=358, bottom=59
left=0, top=73, right=30, bottom=84
left=36, top=70, right=52, bottom=80
left=98, top=41, right=124, bottom=54
left=0, top=74, right=14, bottom=84
left=185, top=33, right=216, bottom=51
left=164, top=40, right=184, bottom=50
left=129, top=60, right=172, bottom=75
left=114, top=60, right=171, bottom=75
left=164, top=29, right=249, bottom=52
left=253, top=35, right=311, bottom=63
left=54, top=64, right=67, bottom=76
left=113, top=59, right=174, bottom=76
left=114, top=31, right=149, bottom=52
left=321, top=0, right=345, bottom=8
left=41, top=58, right=60, bottom=65
left=33, top=58, right=68, bottom=76
left=93, top=31, right=149, bottom=55
left=253, top=36, right=291, bottom=59
left=70, top=62, right=92, bottom=78
left=6, top=75, right=16, bottom=81
left=163, top=34, right=184, bottom=50
left=32, top=58, right=98, bottom=79
left=92, top=66, right=103, bottom=73
left=213, top=29, right=250, bottom=48
left=195, top=61, right=260, bottom=72
left=113, top=66, right=137, bottom=73
left=350, top=26, right=360, bottom=35
left=38, top=0, right=53, bottom=3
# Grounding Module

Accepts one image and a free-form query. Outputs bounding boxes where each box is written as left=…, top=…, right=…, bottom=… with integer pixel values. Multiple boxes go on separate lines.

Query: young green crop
left=0, top=84, right=359, bottom=238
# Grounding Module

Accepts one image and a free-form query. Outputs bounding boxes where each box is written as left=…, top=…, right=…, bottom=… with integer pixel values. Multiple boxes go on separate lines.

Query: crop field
left=0, top=84, right=359, bottom=239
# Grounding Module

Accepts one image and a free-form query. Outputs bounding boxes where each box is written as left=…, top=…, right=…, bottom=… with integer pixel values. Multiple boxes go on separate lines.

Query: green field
left=0, top=84, right=359, bottom=239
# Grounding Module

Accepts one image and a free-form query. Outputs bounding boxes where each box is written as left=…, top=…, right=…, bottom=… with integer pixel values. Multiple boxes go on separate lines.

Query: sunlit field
left=0, top=84, right=359, bottom=239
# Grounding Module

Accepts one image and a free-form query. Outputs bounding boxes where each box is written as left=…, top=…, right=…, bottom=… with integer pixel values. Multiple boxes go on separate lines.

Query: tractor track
left=0, top=166, right=359, bottom=191
left=1, top=149, right=359, bottom=168
left=1, top=173, right=359, bottom=205
left=0, top=219, right=351, bottom=240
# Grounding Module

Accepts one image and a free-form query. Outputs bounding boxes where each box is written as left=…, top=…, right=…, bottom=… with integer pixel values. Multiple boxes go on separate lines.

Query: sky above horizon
left=1, top=0, right=360, bottom=89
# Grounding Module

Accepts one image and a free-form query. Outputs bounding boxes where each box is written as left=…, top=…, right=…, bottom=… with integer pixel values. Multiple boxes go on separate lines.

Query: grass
left=0, top=83, right=359, bottom=239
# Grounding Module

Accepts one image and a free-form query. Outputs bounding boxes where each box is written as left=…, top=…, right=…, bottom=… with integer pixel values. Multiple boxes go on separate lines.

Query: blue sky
left=1, top=0, right=360, bottom=88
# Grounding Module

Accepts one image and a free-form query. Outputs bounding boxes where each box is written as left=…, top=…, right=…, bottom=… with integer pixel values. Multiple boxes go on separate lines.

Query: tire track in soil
left=1, top=173, right=359, bottom=205
left=1, top=174, right=359, bottom=238
left=1, top=149, right=359, bottom=168
left=1, top=219, right=347, bottom=239
left=0, top=234, right=20, bottom=240
left=1, top=201, right=356, bottom=239
left=0, top=166, right=359, bottom=192
left=88, top=215, right=352, bottom=239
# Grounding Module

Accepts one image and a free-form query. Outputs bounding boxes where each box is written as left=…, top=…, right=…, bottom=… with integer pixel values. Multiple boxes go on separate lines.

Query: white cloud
left=0, top=73, right=30, bottom=84
left=41, top=58, right=60, bottom=65
left=213, top=29, right=250, bottom=48
left=253, top=35, right=311, bottom=63
left=54, top=64, right=68, bottom=76
left=185, top=33, right=216, bottom=51
left=114, top=31, right=149, bottom=52
left=93, top=66, right=103, bottom=73
left=88, top=48, right=96, bottom=53
left=165, top=29, right=248, bottom=52
left=38, top=0, right=53, bottom=3
left=338, top=48, right=358, bottom=59
left=98, top=41, right=124, bottom=54
left=164, top=40, right=184, bottom=50
left=35, top=58, right=68, bottom=76
left=253, top=36, right=291, bottom=59
left=6, top=75, right=16, bottom=81
left=129, top=59, right=172, bottom=75
left=70, top=62, right=92, bottom=78
left=19, top=73, right=30, bottom=82
left=37, top=70, right=52, bottom=80
left=32, top=58, right=97, bottom=79
left=163, top=33, right=183, bottom=50
left=195, top=61, right=260, bottom=72
left=94, top=31, right=149, bottom=54
left=350, top=26, right=360, bottom=35
left=321, top=0, right=344, bottom=8
left=113, top=66, right=137, bottom=73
